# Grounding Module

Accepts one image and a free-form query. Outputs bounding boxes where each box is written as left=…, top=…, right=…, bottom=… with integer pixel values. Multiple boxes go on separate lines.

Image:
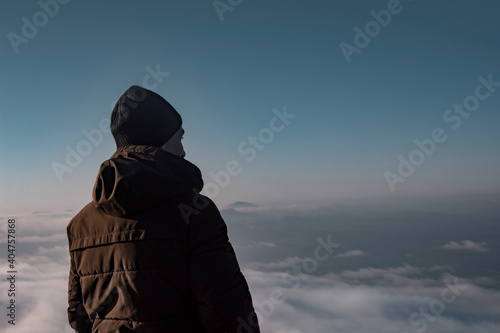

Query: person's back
left=66, top=86, right=260, bottom=333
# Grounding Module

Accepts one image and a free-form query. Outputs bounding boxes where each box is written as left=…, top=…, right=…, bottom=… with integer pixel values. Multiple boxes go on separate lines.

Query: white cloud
left=0, top=246, right=71, bottom=333
left=17, top=233, right=67, bottom=243
left=1, top=245, right=499, bottom=333
left=243, top=265, right=500, bottom=333
left=248, top=256, right=304, bottom=270
left=337, top=249, right=365, bottom=257
left=0, top=210, right=73, bottom=235
left=256, top=241, right=277, bottom=248
left=442, top=240, right=489, bottom=252
left=2, top=258, right=498, bottom=333
left=224, top=203, right=299, bottom=215
left=1, top=208, right=499, bottom=333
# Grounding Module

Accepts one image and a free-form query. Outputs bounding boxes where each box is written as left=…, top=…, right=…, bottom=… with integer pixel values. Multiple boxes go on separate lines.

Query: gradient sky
left=1, top=2, right=500, bottom=332
left=1, top=0, right=499, bottom=213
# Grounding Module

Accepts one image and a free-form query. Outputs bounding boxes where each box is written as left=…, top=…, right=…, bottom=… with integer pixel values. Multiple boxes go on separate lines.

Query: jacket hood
left=92, top=145, right=203, bottom=217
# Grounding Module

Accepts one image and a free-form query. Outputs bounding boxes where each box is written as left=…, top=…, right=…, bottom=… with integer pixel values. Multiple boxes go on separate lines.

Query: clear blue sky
left=1, top=0, right=499, bottom=213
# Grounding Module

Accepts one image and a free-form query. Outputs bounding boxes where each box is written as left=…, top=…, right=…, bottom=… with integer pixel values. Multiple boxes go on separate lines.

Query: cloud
left=3, top=249, right=499, bottom=333
left=442, top=240, right=489, bottom=252
left=256, top=241, right=277, bottom=248
left=2, top=207, right=499, bottom=333
left=247, top=256, right=305, bottom=270
left=243, top=265, right=500, bottom=333
left=17, top=233, right=67, bottom=243
left=223, top=202, right=298, bottom=215
left=0, top=245, right=72, bottom=333
left=337, top=249, right=366, bottom=257
left=36, top=245, right=68, bottom=257
left=0, top=210, right=73, bottom=235
left=227, top=201, right=259, bottom=209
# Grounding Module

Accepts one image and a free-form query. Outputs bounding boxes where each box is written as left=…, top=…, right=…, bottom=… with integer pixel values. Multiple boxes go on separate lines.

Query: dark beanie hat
left=111, top=85, right=182, bottom=148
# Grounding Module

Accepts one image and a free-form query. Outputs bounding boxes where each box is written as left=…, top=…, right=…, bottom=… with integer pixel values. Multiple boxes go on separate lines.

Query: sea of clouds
left=1, top=204, right=499, bottom=333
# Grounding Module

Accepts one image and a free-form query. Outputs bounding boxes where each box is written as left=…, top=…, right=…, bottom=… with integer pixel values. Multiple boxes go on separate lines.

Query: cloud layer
left=442, top=240, right=489, bottom=252
left=1, top=207, right=499, bottom=333
left=244, top=266, right=500, bottom=333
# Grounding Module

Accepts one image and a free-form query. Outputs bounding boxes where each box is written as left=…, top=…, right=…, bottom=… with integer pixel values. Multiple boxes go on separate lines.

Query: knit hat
left=111, top=85, right=182, bottom=148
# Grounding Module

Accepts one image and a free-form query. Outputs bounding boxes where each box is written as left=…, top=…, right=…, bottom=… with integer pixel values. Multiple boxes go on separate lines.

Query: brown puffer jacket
left=66, top=145, right=260, bottom=333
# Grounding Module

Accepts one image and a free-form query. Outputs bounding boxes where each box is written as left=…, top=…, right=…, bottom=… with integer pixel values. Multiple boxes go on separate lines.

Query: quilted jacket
left=66, top=145, right=259, bottom=333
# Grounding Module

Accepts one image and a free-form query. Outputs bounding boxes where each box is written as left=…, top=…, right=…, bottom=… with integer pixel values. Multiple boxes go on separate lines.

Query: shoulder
left=176, top=193, right=224, bottom=225
left=66, top=202, right=104, bottom=251
left=175, top=193, right=232, bottom=250
left=66, top=202, right=97, bottom=235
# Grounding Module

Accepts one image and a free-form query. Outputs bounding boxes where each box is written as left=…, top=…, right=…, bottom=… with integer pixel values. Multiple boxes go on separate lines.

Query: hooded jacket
left=66, top=146, right=259, bottom=333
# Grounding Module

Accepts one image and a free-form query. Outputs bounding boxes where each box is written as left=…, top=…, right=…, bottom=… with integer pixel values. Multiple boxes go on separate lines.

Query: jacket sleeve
left=67, top=254, right=92, bottom=333
left=187, top=198, right=260, bottom=333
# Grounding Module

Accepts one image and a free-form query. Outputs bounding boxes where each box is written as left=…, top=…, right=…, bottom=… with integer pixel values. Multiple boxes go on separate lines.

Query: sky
left=0, top=1, right=499, bottom=332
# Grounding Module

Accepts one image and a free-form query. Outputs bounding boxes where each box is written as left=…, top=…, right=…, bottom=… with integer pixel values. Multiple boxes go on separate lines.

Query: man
left=66, top=85, right=260, bottom=333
